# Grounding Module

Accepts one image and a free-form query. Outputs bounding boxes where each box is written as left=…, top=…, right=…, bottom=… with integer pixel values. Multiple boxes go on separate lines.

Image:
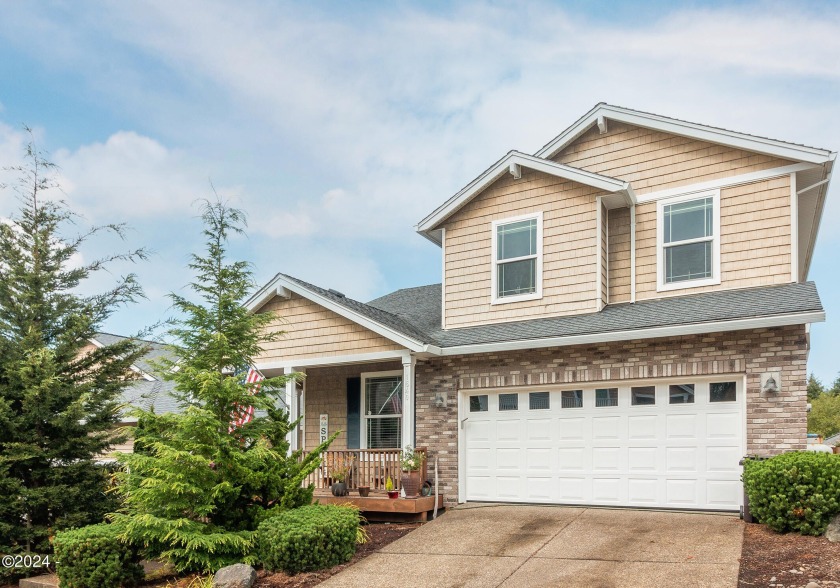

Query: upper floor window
left=491, top=212, right=543, bottom=304
left=657, top=191, right=720, bottom=291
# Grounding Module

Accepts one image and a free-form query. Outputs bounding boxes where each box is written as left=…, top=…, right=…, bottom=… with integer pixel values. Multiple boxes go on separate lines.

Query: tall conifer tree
left=112, top=200, right=335, bottom=573
left=0, top=136, right=148, bottom=563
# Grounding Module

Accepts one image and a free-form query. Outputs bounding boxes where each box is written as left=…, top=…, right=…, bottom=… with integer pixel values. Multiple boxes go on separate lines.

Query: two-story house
left=246, top=103, right=834, bottom=511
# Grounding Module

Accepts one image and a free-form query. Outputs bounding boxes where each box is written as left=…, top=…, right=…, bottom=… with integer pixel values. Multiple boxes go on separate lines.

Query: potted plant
left=326, top=454, right=353, bottom=497
left=400, top=445, right=426, bottom=499
left=385, top=476, right=398, bottom=499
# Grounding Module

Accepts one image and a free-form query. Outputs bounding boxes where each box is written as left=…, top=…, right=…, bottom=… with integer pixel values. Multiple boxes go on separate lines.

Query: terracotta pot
left=331, top=482, right=348, bottom=496
left=387, top=490, right=399, bottom=499
left=358, top=486, right=370, bottom=497
left=401, top=470, right=422, bottom=498
left=833, top=446, right=840, bottom=455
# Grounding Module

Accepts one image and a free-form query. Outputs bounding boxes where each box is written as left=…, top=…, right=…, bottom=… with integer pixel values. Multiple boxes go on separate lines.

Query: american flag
left=229, top=365, right=264, bottom=433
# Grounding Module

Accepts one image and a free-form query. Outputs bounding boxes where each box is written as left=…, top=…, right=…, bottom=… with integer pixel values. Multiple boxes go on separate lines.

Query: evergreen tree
left=111, top=200, right=336, bottom=573
left=0, top=136, right=147, bottom=564
left=807, top=374, right=825, bottom=401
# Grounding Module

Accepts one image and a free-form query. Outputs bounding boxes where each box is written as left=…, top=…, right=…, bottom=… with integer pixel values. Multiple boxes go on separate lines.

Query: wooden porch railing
left=305, top=448, right=428, bottom=491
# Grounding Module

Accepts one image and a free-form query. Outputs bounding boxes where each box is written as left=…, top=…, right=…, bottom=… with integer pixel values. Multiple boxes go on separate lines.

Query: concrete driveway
left=320, top=504, right=744, bottom=588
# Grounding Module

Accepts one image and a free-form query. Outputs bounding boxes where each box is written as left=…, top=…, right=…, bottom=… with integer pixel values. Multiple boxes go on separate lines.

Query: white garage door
left=461, top=378, right=744, bottom=510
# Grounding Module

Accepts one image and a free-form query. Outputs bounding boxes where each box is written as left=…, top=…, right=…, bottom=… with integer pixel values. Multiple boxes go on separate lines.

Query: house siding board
left=608, top=207, right=632, bottom=303
left=553, top=121, right=793, bottom=195
left=256, top=293, right=404, bottom=362
left=600, top=201, right=608, bottom=306
left=303, top=361, right=402, bottom=451
left=635, top=176, right=792, bottom=300
left=415, top=325, right=808, bottom=507
left=442, top=168, right=602, bottom=328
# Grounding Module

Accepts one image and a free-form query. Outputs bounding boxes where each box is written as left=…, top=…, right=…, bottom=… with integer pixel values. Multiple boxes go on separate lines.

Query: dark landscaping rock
left=825, top=514, right=840, bottom=543
left=213, top=563, right=257, bottom=588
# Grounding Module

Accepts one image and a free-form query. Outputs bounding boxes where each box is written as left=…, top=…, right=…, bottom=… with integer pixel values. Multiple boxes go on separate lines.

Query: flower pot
left=358, top=486, right=370, bottom=497
left=331, top=482, right=348, bottom=497
left=401, top=470, right=422, bottom=498
left=833, top=446, right=840, bottom=455
left=387, top=490, right=399, bottom=499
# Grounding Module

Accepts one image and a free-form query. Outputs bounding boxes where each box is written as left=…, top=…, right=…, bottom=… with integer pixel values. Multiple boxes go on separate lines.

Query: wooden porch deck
left=313, top=490, right=445, bottom=522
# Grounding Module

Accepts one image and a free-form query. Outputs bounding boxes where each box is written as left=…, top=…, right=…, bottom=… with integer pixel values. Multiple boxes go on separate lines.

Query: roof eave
left=436, top=310, right=825, bottom=356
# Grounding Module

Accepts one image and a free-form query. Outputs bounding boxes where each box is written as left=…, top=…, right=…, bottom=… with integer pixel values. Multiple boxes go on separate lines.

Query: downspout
left=630, top=203, right=637, bottom=303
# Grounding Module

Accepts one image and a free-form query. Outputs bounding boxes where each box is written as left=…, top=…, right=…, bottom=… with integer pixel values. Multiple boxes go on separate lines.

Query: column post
left=283, top=366, right=299, bottom=451
left=401, top=354, right=416, bottom=449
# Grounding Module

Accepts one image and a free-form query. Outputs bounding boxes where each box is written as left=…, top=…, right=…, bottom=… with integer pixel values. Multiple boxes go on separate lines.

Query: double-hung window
left=657, top=191, right=720, bottom=291
left=362, top=372, right=402, bottom=449
left=491, top=212, right=543, bottom=303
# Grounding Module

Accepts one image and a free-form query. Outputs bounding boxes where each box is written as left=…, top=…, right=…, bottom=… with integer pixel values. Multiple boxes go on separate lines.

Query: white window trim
left=656, top=190, right=721, bottom=292
left=490, top=211, right=543, bottom=305
left=359, top=369, right=403, bottom=450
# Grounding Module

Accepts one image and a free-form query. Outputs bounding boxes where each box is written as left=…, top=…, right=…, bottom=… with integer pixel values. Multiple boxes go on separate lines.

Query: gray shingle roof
left=92, top=333, right=181, bottom=419
left=365, top=281, right=822, bottom=349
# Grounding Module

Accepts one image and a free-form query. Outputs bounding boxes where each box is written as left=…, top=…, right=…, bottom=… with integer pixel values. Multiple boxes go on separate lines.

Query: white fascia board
left=87, top=336, right=156, bottom=381
left=416, top=150, right=632, bottom=237
left=244, top=277, right=292, bottom=312
left=437, top=311, right=825, bottom=356
left=535, top=104, right=836, bottom=165
left=248, top=274, right=427, bottom=352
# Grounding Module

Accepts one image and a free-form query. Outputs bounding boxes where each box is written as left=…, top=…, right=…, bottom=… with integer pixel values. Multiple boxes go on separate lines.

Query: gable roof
left=245, top=273, right=433, bottom=352
left=415, top=150, right=635, bottom=244
left=535, top=103, right=837, bottom=164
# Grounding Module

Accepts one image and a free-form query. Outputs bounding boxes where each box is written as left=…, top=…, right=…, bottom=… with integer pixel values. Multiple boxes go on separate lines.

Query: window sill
left=490, top=291, right=542, bottom=305
left=656, top=276, right=721, bottom=293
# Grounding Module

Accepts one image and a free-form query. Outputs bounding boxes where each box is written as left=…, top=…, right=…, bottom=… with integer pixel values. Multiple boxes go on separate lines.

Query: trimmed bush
left=53, top=523, right=144, bottom=588
left=257, top=505, right=359, bottom=574
left=743, top=452, right=840, bottom=535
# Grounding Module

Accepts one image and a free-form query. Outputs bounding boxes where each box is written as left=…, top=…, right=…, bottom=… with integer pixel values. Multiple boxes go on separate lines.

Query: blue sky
left=0, top=1, right=838, bottom=382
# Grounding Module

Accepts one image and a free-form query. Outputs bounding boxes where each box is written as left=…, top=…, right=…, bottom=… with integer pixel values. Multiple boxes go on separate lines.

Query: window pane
left=498, top=219, right=537, bottom=260
left=499, top=393, right=518, bottom=411
left=498, top=258, right=536, bottom=297
left=367, top=417, right=401, bottom=449
left=561, top=390, right=583, bottom=408
left=595, top=388, right=618, bottom=407
left=665, top=241, right=712, bottom=283
left=469, top=395, right=488, bottom=412
left=529, top=392, right=550, bottom=410
left=365, top=376, right=402, bottom=415
left=669, top=384, right=695, bottom=404
left=711, top=382, right=737, bottom=402
left=631, top=386, right=656, bottom=405
left=664, top=197, right=713, bottom=243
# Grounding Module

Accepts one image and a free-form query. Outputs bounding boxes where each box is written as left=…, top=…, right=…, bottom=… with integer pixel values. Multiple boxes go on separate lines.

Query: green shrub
left=257, top=505, right=359, bottom=574
left=743, top=452, right=840, bottom=535
left=53, top=523, right=144, bottom=588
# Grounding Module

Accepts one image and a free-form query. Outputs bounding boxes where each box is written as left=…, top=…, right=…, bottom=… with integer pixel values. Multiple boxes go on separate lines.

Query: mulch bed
left=255, top=522, right=420, bottom=588
left=739, top=523, right=840, bottom=587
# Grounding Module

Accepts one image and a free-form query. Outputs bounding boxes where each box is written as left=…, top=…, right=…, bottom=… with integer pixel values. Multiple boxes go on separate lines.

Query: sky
left=0, top=0, right=838, bottom=382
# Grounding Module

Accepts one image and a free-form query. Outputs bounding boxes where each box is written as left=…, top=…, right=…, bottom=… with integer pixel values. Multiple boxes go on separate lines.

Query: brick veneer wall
left=415, top=325, right=808, bottom=506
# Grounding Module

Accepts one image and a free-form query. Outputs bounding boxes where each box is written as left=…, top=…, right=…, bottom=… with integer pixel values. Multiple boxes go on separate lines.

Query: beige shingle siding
left=442, top=168, right=601, bottom=328
left=635, top=176, right=792, bottom=300
left=256, top=293, right=404, bottom=362
left=552, top=121, right=793, bottom=195
left=607, top=207, right=632, bottom=303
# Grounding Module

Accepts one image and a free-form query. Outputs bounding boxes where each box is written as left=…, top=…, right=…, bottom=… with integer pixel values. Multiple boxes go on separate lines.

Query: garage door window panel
left=595, top=388, right=618, bottom=407
left=561, top=390, right=583, bottom=408
left=529, top=392, right=550, bottom=410
left=669, top=384, right=695, bottom=404
left=631, top=386, right=656, bottom=406
left=499, top=393, right=518, bottom=411
left=470, top=395, right=488, bottom=412
left=710, top=382, right=737, bottom=402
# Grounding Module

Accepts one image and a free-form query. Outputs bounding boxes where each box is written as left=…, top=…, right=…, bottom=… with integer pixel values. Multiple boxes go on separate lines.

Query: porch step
left=18, top=574, right=58, bottom=588
left=314, top=491, right=445, bottom=522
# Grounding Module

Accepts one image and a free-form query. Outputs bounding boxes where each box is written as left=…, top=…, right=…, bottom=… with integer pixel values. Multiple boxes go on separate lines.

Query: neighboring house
left=246, top=103, right=835, bottom=511
left=86, top=333, right=180, bottom=456
left=824, top=432, right=840, bottom=447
